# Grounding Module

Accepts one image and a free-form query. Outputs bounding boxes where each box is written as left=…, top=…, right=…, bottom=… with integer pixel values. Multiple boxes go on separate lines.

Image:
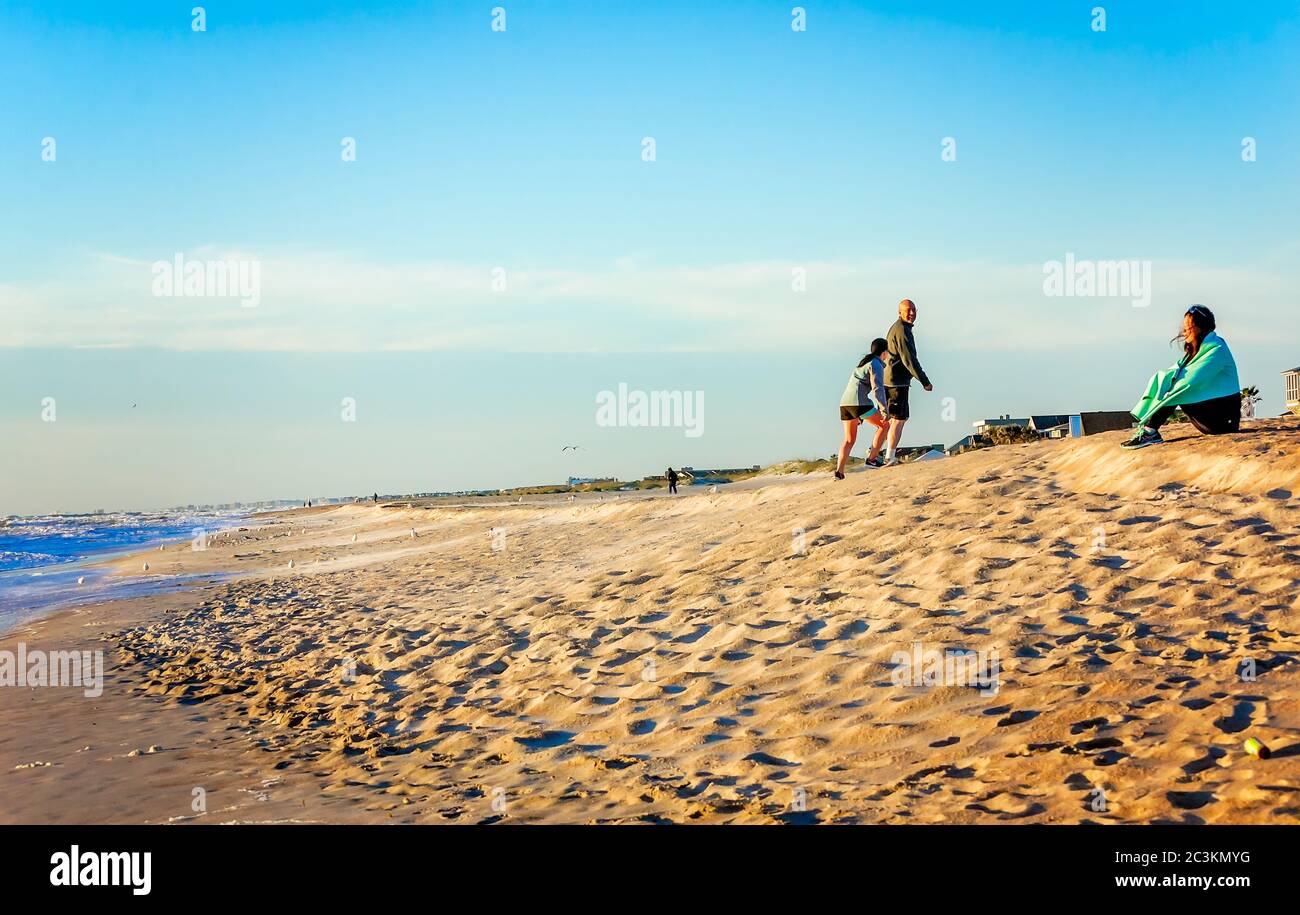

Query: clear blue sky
left=2, top=1, right=1298, bottom=513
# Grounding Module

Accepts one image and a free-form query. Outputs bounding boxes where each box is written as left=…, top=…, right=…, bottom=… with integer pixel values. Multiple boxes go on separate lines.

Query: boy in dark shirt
left=883, top=299, right=933, bottom=466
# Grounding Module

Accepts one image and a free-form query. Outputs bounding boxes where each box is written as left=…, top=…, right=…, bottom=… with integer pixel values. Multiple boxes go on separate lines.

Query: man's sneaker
left=1122, top=427, right=1163, bottom=450
left=880, top=456, right=900, bottom=467
left=864, top=457, right=884, bottom=468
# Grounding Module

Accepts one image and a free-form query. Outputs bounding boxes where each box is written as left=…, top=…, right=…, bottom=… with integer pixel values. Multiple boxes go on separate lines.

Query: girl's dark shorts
left=840, top=404, right=879, bottom=422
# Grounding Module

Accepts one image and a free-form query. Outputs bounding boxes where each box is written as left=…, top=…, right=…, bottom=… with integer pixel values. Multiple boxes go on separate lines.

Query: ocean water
left=0, top=510, right=245, bottom=630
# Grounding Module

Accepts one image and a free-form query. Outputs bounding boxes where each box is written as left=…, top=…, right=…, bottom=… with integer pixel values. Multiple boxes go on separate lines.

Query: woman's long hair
left=857, top=337, right=889, bottom=368
left=1172, top=305, right=1216, bottom=363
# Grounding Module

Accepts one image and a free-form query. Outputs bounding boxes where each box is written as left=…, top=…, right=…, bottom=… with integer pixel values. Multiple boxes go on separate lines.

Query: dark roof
left=945, top=434, right=989, bottom=453
left=1028, top=414, right=1070, bottom=430
left=1284, top=367, right=1300, bottom=374
left=1078, top=411, right=1135, bottom=435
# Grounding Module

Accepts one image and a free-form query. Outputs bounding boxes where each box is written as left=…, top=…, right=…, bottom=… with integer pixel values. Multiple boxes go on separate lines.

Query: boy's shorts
left=885, top=386, right=910, bottom=420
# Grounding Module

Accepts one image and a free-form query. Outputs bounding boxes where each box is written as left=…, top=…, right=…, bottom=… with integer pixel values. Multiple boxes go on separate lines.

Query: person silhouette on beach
left=666, top=467, right=679, bottom=494
left=882, top=299, right=933, bottom=466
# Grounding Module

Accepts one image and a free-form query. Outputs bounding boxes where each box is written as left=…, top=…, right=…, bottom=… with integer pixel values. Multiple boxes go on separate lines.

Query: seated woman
left=835, top=338, right=892, bottom=478
left=1124, top=305, right=1241, bottom=450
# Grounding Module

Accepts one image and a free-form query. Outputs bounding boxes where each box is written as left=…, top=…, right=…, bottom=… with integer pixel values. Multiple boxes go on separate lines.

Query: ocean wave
left=0, top=509, right=247, bottom=575
left=0, top=550, right=71, bottom=572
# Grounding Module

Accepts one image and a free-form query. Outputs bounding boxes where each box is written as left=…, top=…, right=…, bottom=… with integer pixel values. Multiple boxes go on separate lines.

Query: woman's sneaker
left=864, top=457, right=884, bottom=468
left=1122, top=427, right=1163, bottom=450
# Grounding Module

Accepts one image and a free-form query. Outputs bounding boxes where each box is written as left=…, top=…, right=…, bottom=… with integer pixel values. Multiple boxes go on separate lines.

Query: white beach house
left=1284, top=367, right=1300, bottom=416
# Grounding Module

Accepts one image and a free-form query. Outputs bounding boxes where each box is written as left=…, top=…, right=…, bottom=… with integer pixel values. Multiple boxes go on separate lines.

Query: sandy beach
left=3, top=418, right=1298, bottom=825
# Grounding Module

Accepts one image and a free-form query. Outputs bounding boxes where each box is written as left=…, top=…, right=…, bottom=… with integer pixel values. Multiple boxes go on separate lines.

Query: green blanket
left=1131, top=331, right=1240, bottom=426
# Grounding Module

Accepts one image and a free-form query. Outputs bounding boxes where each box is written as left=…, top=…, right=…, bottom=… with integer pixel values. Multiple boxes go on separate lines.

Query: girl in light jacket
left=835, top=338, right=891, bottom=478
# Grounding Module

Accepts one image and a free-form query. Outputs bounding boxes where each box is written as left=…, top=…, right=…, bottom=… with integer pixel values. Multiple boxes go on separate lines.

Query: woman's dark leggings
left=1143, top=392, right=1242, bottom=435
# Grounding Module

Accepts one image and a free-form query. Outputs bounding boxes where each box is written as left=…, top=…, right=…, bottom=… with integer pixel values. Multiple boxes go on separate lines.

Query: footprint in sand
left=965, top=795, right=1047, bottom=820
left=673, top=624, right=711, bottom=644
left=1075, top=737, right=1123, bottom=752
left=1118, top=515, right=1162, bottom=526
left=1212, top=701, right=1255, bottom=734
left=775, top=810, right=821, bottom=825
left=1090, top=555, right=1128, bottom=570
left=1167, top=790, right=1216, bottom=811
left=514, top=731, right=574, bottom=750
left=996, top=709, right=1040, bottom=727
left=1181, top=746, right=1227, bottom=775
left=594, top=755, right=640, bottom=771
left=1070, top=717, right=1108, bottom=734
left=743, top=751, right=800, bottom=767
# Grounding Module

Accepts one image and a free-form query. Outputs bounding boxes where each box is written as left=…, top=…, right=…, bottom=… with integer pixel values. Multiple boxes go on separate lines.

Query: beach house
left=971, top=415, right=1029, bottom=436
left=1284, top=367, right=1300, bottom=416
left=946, top=434, right=990, bottom=455
left=680, top=465, right=761, bottom=476
left=896, top=445, right=946, bottom=462
left=1028, top=414, right=1072, bottom=438
left=676, top=465, right=761, bottom=484
left=1067, top=411, right=1135, bottom=436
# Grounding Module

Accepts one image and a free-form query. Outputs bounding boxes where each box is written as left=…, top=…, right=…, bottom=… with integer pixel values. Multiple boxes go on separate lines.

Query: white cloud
left=2, top=248, right=1295, bottom=353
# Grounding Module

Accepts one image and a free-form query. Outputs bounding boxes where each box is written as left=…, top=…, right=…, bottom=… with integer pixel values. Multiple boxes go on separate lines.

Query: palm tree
left=1241, top=385, right=1261, bottom=420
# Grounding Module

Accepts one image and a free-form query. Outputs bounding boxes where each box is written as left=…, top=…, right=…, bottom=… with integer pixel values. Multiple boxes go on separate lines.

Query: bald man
left=882, top=298, right=933, bottom=465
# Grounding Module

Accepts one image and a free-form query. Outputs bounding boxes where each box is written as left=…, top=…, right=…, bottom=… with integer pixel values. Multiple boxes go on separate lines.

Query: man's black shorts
left=885, top=386, right=910, bottom=420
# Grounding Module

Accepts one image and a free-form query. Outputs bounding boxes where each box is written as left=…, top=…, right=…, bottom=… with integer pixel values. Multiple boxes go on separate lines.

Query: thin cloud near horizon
left=4, top=248, right=1296, bottom=355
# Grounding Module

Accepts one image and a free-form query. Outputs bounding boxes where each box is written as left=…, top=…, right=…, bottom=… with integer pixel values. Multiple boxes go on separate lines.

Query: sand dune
left=2, top=417, right=1298, bottom=824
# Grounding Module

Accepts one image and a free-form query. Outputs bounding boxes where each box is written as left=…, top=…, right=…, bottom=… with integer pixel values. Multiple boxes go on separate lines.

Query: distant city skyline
left=3, top=1, right=1298, bottom=514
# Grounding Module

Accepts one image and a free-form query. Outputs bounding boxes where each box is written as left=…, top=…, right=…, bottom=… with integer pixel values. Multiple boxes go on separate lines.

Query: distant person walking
left=666, top=467, right=679, bottom=494
left=882, top=299, right=933, bottom=466
left=834, top=338, right=891, bottom=480
left=1124, top=305, right=1241, bottom=450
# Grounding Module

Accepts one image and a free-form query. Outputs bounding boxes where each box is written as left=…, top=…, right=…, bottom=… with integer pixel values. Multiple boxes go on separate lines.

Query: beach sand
left=3, top=417, right=1298, bottom=824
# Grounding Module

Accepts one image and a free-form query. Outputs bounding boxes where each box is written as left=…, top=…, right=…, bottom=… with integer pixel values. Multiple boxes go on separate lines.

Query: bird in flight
left=561, top=445, right=581, bottom=451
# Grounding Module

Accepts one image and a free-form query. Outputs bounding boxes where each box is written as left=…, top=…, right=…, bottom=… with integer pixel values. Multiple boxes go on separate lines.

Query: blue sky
left=2, top=1, right=1298, bottom=513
